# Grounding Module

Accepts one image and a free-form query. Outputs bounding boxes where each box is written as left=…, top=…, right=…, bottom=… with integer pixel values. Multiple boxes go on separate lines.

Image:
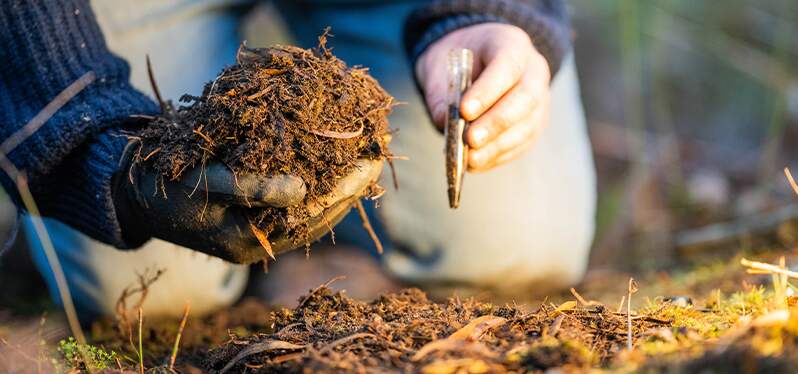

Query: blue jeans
left=27, top=0, right=595, bottom=318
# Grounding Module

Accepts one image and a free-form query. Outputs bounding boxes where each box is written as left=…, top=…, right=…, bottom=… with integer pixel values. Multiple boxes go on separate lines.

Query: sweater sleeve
left=403, top=0, right=572, bottom=78
left=0, top=0, right=159, bottom=247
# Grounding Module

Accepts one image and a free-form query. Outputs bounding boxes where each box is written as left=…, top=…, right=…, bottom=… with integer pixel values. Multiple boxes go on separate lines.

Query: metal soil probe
left=445, top=48, right=473, bottom=209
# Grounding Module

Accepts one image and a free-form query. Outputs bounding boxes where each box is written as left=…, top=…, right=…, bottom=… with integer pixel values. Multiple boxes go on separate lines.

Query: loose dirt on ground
left=5, top=251, right=798, bottom=373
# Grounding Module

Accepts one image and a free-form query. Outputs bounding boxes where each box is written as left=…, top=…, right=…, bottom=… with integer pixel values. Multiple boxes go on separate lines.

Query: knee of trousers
left=24, top=216, right=249, bottom=319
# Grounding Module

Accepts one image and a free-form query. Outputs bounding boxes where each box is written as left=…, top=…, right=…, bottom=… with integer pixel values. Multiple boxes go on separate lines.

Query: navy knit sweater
left=0, top=0, right=571, bottom=248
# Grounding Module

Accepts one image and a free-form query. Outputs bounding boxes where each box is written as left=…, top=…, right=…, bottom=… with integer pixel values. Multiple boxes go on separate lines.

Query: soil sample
left=136, top=34, right=394, bottom=251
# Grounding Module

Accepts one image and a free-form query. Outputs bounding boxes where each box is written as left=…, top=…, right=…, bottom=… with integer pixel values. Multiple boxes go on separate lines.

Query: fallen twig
left=220, top=340, right=305, bottom=373
left=627, top=278, right=639, bottom=351
left=146, top=55, right=167, bottom=115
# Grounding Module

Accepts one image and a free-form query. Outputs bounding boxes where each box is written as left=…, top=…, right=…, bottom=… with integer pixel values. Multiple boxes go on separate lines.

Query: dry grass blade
left=146, top=55, right=167, bottom=115
left=741, top=258, right=798, bottom=279
left=413, top=315, right=506, bottom=361
left=168, top=303, right=191, bottom=371
left=0, top=71, right=95, bottom=361
left=0, top=72, right=95, bottom=156
left=785, top=167, right=798, bottom=197
left=355, top=199, right=383, bottom=254
left=220, top=340, right=305, bottom=373
left=138, top=307, right=145, bottom=374
left=250, top=223, right=275, bottom=260
left=627, top=278, right=639, bottom=351
left=571, top=287, right=596, bottom=306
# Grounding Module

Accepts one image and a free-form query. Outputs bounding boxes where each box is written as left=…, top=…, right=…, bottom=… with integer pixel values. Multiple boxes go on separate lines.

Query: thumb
left=181, top=163, right=306, bottom=208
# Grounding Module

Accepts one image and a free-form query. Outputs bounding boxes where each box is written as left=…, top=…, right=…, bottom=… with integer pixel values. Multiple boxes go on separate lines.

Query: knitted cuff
left=404, top=0, right=572, bottom=78
left=31, top=127, right=149, bottom=249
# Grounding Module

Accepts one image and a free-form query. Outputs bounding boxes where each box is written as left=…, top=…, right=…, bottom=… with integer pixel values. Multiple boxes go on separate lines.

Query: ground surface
left=3, top=244, right=798, bottom=373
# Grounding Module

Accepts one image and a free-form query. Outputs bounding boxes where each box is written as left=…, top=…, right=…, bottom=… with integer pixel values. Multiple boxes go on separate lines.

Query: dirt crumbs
left=136, top=33, right=393, bottom=249
left=205, top=287, right=671, bottom=373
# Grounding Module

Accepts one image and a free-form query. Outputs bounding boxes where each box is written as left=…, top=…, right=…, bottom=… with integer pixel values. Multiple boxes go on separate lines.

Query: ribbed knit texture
left=404, top=0, right=572, bottom=78
left=0, top=0, right=158, bottom=247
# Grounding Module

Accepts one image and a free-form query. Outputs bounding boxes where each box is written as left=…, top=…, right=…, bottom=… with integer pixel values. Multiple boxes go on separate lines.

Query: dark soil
left=202, top=286, right=671, bottom=373
left=136, top=33, right=393, bottom=247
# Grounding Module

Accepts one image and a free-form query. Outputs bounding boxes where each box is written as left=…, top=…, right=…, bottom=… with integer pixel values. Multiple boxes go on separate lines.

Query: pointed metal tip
left=448, top=188, right=460, bottom=209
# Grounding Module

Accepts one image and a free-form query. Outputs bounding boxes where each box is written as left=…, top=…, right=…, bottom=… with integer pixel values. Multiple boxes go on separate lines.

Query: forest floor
left=3, top=243, right=798, bottom=373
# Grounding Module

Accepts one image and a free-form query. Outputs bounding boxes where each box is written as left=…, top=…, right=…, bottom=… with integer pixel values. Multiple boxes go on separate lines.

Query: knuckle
left=490, top=111, right=512, bottom=133
left=507, top=55, right=525, bottom=79
left=498, top=129, right=525, bottom=152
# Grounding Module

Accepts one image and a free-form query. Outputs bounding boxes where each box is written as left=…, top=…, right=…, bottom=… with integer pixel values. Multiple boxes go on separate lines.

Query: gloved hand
left=112, top=140, right=383, bottom=264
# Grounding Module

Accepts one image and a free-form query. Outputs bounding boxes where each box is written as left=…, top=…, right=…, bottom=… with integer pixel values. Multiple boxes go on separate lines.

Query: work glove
left=112, top=140, right=383, bottom=264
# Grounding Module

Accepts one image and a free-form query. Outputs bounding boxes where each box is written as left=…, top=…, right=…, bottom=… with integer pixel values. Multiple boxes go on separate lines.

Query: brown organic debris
left=136, top=33, right=394, bottom=254
left=205, top=287, right=671, bottom=372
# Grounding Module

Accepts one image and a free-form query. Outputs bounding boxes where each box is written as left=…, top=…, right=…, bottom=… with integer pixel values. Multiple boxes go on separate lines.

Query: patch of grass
left=56, top=337, right=118, bottom=371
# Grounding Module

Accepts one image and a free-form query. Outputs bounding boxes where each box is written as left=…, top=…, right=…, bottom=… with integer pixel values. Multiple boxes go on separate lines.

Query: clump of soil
left=204, top=287, right=672, bottom=372
left=136, top=33, right=393, bottom=247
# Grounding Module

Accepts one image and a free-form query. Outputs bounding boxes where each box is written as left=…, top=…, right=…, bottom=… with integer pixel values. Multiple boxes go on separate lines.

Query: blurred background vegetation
left=570, top=0, right=798, bottom=271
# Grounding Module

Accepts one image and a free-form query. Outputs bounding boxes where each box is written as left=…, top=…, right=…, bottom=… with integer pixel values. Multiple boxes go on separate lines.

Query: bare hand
left=416, top=23, right=551, bottom=172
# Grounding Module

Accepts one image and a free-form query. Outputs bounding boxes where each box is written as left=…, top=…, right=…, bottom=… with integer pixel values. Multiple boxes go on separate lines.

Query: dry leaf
left=250, top=223, right=275, bottom=260
left=554, top=301, right=577, bottom=314
left=413, top=315, right=506, bottom=361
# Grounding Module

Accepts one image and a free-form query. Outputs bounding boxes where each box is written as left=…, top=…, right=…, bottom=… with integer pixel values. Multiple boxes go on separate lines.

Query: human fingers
left=461, top=34, right=531, bottom=121
left=467, top=94, right=548, bottom=172
left=465, top=63, right=545, bottom=148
